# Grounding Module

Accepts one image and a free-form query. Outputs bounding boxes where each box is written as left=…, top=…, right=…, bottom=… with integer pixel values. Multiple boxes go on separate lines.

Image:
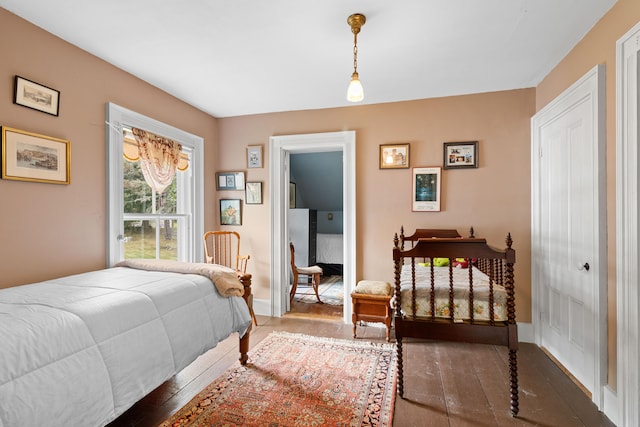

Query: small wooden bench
left=351, top=280, right=393, bottom=342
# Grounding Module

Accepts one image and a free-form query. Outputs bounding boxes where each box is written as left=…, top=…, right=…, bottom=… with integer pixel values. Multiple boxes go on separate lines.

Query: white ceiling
left=0, top=0, right=617, bottom=118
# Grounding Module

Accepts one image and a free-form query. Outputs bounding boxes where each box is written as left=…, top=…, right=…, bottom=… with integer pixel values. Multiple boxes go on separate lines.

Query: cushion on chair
left=297, top=265, right=323, bottom=275
left=353, top=280, right=392, bottom=296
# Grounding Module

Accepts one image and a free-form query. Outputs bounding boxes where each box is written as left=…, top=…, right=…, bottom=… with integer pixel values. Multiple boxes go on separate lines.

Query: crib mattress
left=399, top=264, right=507, bottom=321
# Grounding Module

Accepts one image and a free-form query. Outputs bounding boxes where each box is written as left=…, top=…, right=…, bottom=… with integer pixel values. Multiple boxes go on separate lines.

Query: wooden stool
left=351, top=280, right=393, bottom=342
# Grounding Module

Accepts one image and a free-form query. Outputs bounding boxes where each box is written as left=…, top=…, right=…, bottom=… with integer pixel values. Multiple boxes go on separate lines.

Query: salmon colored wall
left=0, top=9, right=218, bottom=288
left=218, top=90, right=535, bottom=322
left=535, top=0, right=640, bottom=390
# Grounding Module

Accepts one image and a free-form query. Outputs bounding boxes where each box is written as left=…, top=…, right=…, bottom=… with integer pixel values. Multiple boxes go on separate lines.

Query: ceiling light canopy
left=347, top=13, right=366, bottom=103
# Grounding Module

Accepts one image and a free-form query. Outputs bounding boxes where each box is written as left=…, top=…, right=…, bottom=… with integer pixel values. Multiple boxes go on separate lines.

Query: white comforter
left=0, top=266, right=252, bottom=427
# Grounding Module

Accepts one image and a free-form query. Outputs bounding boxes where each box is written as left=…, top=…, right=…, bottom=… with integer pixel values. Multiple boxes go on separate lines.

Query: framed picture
left=246, top=145, right=263, bottom=168
left=1, top=126, right=70, bottom=184
left=13, top=75, right=60, bottom=116
left=289, top=182, right=296, bottom=208
left=245, top=181, right=263, bottom=204
left=220, top=199, right=242, bottom=225
left=412, top=167, right=441, bottom=212
left=216, top=171, right=245, bottom=190
left=379, top=143, right=410, bottom=169
left=443, top=141, right=478, bottom=169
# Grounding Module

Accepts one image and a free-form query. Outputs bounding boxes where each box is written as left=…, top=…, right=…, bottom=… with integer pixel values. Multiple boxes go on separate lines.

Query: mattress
left=0, top=266, right=252, bottom=427
left=316, top=233, right=343, bottom=264
left=399, top=264, right=507, bottom=321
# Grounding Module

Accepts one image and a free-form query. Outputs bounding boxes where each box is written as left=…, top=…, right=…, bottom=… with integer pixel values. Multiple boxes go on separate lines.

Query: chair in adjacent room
left=203, top=230, right=256, bottom=325
left=289, top=242, right=323, bottom=304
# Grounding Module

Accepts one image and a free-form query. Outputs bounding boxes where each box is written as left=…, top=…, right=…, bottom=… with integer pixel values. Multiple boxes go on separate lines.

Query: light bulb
left=347, top=72, right=364, bottom=102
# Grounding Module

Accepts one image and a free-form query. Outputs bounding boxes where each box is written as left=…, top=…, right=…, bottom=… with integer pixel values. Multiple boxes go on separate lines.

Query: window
left=106, top=103, right=204, bottom=266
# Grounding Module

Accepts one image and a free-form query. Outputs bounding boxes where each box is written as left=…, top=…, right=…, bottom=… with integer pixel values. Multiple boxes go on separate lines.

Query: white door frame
left=269, top=131, right=356, bottom=324
left=616, top=22, right=640, bottom=427
left=531, top=65, right=607, bottom=409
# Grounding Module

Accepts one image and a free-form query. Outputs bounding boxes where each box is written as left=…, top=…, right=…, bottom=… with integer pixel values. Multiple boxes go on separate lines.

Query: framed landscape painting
left=1, top=126, right=70, bottom=184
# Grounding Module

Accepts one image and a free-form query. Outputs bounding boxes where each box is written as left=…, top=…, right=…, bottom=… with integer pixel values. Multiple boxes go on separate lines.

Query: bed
left=316, top=233, right=343, bottom=275
left=393, top=227, right=518, bottom=416
left=0, top=260, right=254, bottom=427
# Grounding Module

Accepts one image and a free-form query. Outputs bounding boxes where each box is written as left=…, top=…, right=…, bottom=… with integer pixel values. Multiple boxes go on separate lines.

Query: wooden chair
left=289, top=242, right=323, bottom=304
left=203, top=231, right=256, bottom=325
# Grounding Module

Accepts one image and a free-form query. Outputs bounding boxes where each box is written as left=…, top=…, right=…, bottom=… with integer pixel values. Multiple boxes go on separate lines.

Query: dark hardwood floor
left=108, top=311, right=615, bottom=427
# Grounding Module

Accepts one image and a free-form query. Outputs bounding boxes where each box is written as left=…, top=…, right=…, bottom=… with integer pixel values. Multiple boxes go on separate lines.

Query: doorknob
left=580, top=262, right=590, bottom=271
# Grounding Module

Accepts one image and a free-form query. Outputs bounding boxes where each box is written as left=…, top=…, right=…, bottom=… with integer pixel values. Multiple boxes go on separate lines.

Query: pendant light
left=347, top=13, right=366, bottom=102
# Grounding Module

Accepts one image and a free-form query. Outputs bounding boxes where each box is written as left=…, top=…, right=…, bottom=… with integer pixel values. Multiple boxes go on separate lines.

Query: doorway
left=269, top=131, right=356, bottom=324
left=289, top=151, right=343, bottom=319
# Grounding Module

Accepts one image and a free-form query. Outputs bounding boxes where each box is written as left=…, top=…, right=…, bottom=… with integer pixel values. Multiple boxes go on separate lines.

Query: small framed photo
left=1, top=126, right=70, bottom=184
left=246, top=145, right=263, bottom=168
left=412, top=167, right=441, bottom=212
left=245, top=181, right=263, bottom=204
left=216, top=171, right=245, bottom=190
left=13, top=75, right=60, bottom=116
left=443, top=141, right=478, bottom=169
left=220, top=199, right=242, bottom=225
left=380, top=143, right=410, bottom=169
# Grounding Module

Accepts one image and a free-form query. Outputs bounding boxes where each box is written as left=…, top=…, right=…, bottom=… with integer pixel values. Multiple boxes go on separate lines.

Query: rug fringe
left=269, top=331, right=396, bottom=351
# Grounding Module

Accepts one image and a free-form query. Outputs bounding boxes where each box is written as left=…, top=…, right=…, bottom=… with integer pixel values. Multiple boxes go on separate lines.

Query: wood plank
left=108, top=316, right=615, bottom=427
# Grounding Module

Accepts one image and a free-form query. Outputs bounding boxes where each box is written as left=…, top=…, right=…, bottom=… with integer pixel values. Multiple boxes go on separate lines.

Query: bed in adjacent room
left=316, top=233, right=343, bottom=275
left=0, top=260, right=253, bottom=427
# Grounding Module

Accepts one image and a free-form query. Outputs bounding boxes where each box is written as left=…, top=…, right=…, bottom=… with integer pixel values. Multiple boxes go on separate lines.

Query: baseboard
left=253, top=298, right=272, bottom=317
left=603, top=385, right=618, bottom=426
left=517, top=322, right=534, bottom=343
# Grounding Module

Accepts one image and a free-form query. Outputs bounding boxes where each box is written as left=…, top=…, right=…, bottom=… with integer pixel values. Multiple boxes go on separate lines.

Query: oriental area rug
left=293, top=275, right=344, bottom=305
left=159, top=331, right=396, bottom=427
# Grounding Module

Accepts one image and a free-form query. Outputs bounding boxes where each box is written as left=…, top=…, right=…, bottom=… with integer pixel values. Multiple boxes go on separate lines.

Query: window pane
left=123, top=161, right=152, bottom=214
left=124, top=219, right=156, bottom=259
left=159, top=219, right=179, bottom=260
left=123, top=160, right=178, bottom=214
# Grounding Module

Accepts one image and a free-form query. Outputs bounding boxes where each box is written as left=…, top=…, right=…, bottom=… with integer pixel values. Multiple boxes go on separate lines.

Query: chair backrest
left=203, top=231, right=250, bottom=274
left=289, top=242, right=297, bottom=271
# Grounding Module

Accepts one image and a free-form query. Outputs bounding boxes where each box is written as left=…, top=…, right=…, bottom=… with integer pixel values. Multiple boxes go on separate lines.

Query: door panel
left=539, top=98, right=595, bottom=394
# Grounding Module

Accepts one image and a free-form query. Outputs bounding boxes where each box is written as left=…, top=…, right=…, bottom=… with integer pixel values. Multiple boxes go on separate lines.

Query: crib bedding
left=0, top=266, right=252, bottom=427
left=399, top=264, right=508, bottom=321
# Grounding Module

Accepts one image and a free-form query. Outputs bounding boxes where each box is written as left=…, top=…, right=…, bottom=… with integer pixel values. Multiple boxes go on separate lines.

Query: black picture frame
left=220, top=199, right=242, bottom=225
left=443, top=141, right=478, bottom=169
left=13, top=75, right=60, bottom=116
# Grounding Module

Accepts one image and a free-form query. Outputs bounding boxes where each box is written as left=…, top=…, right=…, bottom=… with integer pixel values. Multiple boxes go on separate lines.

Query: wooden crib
left=393, top=227, right=519, bottom=416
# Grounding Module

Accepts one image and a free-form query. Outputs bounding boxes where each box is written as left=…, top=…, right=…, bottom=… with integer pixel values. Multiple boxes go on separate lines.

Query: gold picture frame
left=1, top=126, right=70, bottom=184
left=379, top=143, right=410, bottom=169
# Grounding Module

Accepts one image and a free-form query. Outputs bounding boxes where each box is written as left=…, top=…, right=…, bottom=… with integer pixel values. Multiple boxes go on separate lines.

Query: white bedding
left=0, top=266, right=252, bottom=427
left=316, top=233, right=343, bottom=264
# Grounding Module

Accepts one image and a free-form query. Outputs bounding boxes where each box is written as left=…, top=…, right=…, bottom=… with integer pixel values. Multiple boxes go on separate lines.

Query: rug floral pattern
left=159, top=332, right=396, bottom=427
